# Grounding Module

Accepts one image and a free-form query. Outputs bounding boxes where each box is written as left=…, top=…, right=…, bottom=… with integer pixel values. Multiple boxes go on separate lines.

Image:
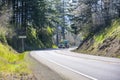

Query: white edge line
left=32, top=52, right=98, bottom=80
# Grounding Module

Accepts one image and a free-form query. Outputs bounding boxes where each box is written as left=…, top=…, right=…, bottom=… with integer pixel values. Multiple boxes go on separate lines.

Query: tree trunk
left=118, top=9, right=120, bottom=18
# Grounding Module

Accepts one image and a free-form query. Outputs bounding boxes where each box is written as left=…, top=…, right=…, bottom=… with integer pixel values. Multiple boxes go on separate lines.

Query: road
left=30, top=48, right=120, bottom=80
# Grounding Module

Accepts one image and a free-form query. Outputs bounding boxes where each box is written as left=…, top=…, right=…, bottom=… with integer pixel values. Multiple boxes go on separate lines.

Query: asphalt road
left=30, top=49, right=120, bottom=80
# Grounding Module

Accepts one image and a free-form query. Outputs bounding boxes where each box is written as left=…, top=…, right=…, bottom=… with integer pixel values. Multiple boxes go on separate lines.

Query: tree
left=68, top=0, right=120, bottom=48
left=10, top=0, right=60, bottom=50
left=69, top=0, right=120, bottom=37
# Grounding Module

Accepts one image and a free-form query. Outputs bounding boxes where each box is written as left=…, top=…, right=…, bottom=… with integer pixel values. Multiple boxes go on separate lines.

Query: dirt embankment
left=77, top=37, right=120, bottom=57
left=76, top=19, right=120, bottom=58
left=98, top=37, right=120, bottom=57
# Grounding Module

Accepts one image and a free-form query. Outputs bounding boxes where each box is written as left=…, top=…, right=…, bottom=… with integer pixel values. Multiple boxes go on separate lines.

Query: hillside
left=76, top=19, right=120, bottom=58
left=0, top=42, right=37, bottom=79
left=0, top=43, right=25, bottom=72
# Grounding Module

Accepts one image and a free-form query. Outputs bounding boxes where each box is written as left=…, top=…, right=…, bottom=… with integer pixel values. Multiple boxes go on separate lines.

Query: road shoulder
left=25, top=52, right=65, bottom=80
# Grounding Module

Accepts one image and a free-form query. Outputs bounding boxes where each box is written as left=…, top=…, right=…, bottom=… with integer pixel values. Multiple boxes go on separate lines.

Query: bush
left=0, top=34, right=7, bottom=43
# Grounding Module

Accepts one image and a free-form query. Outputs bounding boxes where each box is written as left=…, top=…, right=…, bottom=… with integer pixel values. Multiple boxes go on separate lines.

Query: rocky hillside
left=76, top=19, right=120, bottom=58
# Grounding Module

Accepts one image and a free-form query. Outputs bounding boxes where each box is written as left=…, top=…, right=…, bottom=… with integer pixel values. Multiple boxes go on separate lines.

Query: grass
left=93, top=19, right=120, bottom=48
left=106, top=19, right=120, bottom=38
left=0, top=43, right=31, bottom=74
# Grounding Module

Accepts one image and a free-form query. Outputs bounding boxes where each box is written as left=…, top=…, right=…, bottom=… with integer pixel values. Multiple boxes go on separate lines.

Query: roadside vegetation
left=0, top=42, right=36, bottom=79
left=76, top=19, right=120, bottom=58
left=69, top=0, right=120, bottom=58
left=0, top=43, right=29, bottom=73
left=0, top=0, right=63, bottom=79
left=94, top=19, right=120, bottom=47
left=0, top=1, right=35, bottom=79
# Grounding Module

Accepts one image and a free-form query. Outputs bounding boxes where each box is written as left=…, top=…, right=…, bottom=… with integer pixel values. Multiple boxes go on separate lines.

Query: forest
left=0, top=0, right=66, bottom=52
left=0, top=0, right=120, bottom=54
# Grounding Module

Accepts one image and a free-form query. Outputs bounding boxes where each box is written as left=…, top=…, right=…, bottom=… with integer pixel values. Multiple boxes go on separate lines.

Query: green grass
left=0, top=43, right=31, bottom=73
left=106, top=19, right=120, bottom=38
left=94, top=34, right=105, bottom=47
left=93, top=19, right=120, bottom=48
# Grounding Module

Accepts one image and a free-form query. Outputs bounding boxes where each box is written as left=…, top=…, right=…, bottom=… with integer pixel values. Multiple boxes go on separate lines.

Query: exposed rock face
left=98, top=38, right=120, bottom=57
left=77, top=37, right=120, bottom=57
left=78, top=38, right=94, bottom=51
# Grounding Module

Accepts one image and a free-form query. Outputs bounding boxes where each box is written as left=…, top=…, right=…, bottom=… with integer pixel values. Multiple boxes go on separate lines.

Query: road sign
left=18, top=36, right=26, bottom=52
left=18, top=36, right=27, bottom=38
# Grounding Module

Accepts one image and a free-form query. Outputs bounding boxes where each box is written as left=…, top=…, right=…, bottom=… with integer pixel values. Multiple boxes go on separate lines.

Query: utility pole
left=56, top=24, right=59, bottom=46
